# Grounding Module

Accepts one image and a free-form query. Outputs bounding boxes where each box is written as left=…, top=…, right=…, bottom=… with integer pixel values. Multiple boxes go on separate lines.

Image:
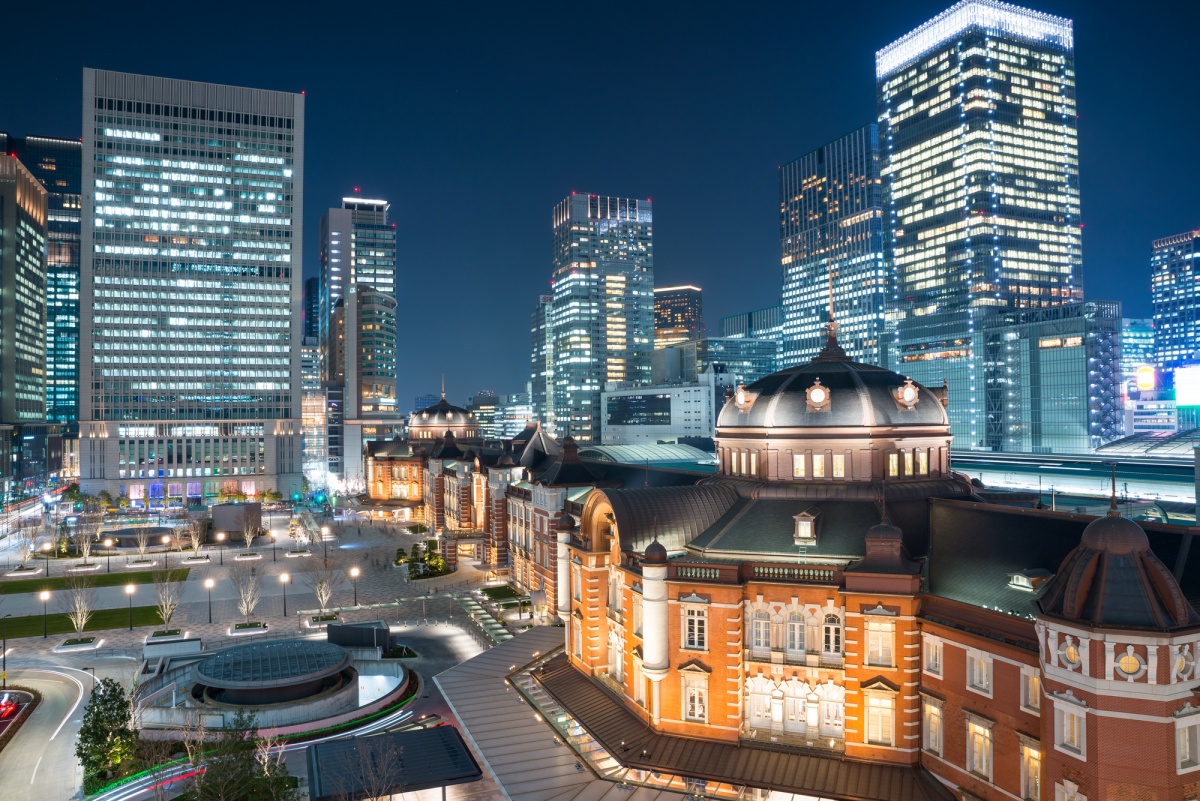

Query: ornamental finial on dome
left=814, top=265, right=850, bottom=361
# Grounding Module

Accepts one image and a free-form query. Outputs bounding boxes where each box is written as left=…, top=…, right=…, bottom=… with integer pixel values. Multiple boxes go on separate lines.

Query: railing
left=674, top=565, right=725, bottom=581
left=750, top=564, right=838, bottom=583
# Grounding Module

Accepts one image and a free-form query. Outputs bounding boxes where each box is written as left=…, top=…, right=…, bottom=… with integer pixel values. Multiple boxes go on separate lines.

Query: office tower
left=1, top=134, right=82, bottom=428
left=468, top=391, right=498, bottom=440
left=1151, top=229, right=1200, bottom=370
left=1119, top=318, right=1155, bottom=395
left=548, top=193, right=653, bottom=441
left=530, top=293, right=553, bottom=426
left=303, top=275, right=320, bottom=340
left=413, top=393, right=439, bottom=413
left=318, top=197, right=395, bottom=363
left=720, top=305, right=782, bottom=341
left=779, top=125, right=886, bottom=366
left=879, top=1, right=1081, bottom=448
left=493, top=392, right=536, bottom=439
left=0, top=155, right=48, bottom=423
left=981, top=301, right=1121, bottom=453
left=654, top=338, right=778, bottom=387
left=79, top=69, right=304, bottom=504
left=300, top=335, right=325, bottom=478
left=654, top=285, right=704, bottom=348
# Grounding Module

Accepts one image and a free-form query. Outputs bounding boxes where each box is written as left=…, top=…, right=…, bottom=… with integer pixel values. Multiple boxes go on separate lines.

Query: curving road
left=0, top=668, right=87, bottom=801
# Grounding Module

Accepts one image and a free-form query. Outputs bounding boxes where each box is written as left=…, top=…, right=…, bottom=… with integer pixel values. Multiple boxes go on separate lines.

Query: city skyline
left=2, top=1, right=1197, bottom=405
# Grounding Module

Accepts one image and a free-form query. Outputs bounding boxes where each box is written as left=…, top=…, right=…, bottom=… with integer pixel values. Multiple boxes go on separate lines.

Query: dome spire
left=1107, top=464, right=1119, bottom=517
left=814, top=264, right=849, bottom=361
left=441, top=373, right=446, bottom=401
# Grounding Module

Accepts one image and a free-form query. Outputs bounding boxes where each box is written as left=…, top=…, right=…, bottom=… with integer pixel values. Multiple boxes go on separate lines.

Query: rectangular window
left=572, top=566, right=581, bottom=602
left=749, top=451, right=757, bottom=477
left=1179, top=722, right=1200, bottom=770
left=812, top=454, right=825, bottom=478
left=633, top=659, right=644, bottom=705
left=739, top=451, right=747, bottom=476
left=923, top=636, right=943, bottom=676
left=682, top=674, right=707, bottom=723
left=633, top=596, right=643, bottom=637
left=751, top=613, right=771, bottom=656
left=792, top=454, right=805, bottom=478
left=967, top=718, right=993, bottom=779
left=1021, top=668, right=1041, bottom=714
left=903, top=451, right=914, bottom=475
left=865, top=618, right=895, bottom=667
left=917, top=450, right=929, bottom=475
left=865, top=695, right=894, bottom=746
left=888, top=453, right=899, bottom=477
left=1021, top=743, right=1042, bottom=800
left=922, top=700, right=943, bottom=755
left=1056, top=706, right=1085, bottom=757
left=832, top=453, right=845, bottom=478
left=684, top=607, right=707, bottom=650
left=967, top=649, right=993, bottom=696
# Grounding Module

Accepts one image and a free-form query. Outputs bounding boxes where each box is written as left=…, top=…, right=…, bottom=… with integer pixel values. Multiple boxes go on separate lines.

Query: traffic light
left=315, top=493, right=326, bottom=504
left=292, top=492, right=301, bottom=502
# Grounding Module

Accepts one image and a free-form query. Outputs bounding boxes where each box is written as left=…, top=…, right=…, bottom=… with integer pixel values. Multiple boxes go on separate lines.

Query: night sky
left=3, top=0, right=1197, bottom=408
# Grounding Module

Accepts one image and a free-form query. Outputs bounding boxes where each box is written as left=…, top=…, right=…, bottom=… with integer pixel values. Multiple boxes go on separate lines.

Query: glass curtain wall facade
left=0, top=134, right=82, bottom=428
left=79, top=69, right=304, bottom=503
left=530, top=293, right=553, bottom=427
left=0, top=156, right=48, bottom=424
left=653, top=285, right=704, bottom=349
left=1151, top=230, right=1200, bottom=370
left=981, top=301, right=1120, bottom=454
left=549, top=193, right=653, bottom=442
left=780, top=125, right=886, bottom=367
left=878, top=0, right=1082, bottom=449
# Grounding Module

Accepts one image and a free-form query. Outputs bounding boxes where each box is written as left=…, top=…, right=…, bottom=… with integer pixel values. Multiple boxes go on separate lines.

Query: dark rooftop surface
left=536, top=653, right=954, bottom=801
left=604, top=484, right=740, bottom=553
left=194, top=640, right=350, bottom=688
left=306, top=727, right=481, bottom=801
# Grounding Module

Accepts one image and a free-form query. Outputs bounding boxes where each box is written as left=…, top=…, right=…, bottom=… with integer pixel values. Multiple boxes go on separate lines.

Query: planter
left=285, top=550, right=312, bottom=559
left=234, top=552, right=262, bottom=561
left=146, top=629, right=186, bottom=643
left=303, top=613, right=338, bottom=629
left=5, top=566, right=40, bottom=576
left=228, top=622, right=268, bottom=636
left=127, top=559, right=157, bottom=569
left=54, top=637, right=103, bottom=652
left=183, top=556, right=211, bottom=564
left=68, top=562, right=105, bottom=573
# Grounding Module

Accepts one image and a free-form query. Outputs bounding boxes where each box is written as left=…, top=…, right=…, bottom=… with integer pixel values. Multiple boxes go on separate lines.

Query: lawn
left=0, top=568, right=190, bottom=595
left=2, top=605, right=165, bottom=639
left=481, top=585, right=520, bottom=601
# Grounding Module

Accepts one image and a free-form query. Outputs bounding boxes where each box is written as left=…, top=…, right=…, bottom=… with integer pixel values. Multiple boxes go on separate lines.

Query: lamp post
left=350, top=567, right=360, bottom=607
left=125, top=584, right=135, bottom=630
left=103, top=538, right=113, bottom=573
left=217, top=531, right=225, bottom=565
left=272, top=532, right=277, bottom=562
left=2, top=613, right=11, bottom=688
left=162, top=535, right=171, bottom=569
left=321, top=526, right=330, bottom=561
left=42, top=542, right=52, bottom=577
left=280, top=572, right=289, bottom=617
left=205, top=578, right=214, bottom=624
left=82, top=666, right=95, bottom=692
left=40, top=591, right=50, bottom=639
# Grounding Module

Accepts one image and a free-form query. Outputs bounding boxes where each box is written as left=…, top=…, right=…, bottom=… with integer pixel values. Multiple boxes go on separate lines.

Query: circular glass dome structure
left=192, top=640, right=354, bottom=705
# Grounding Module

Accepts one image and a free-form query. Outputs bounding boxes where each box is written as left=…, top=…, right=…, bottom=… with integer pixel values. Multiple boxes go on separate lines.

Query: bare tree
left=134, top=525, right=152, bottom=561
left=300, top=561, right=347, bottom=615
left=227, top=561, right=262, bottom=624
left=60, top=575, right=97, bottom=635
left=13, top=521, right=38, bottom=569
left=72, top=517, right=99, bottom=565
left=185, top=518, right=207, bottom=558
left=333, top=736, right=405, bottom=801
left=240, top=525, right=257, bottom=554
left=152, top=570, right=184, bottom=630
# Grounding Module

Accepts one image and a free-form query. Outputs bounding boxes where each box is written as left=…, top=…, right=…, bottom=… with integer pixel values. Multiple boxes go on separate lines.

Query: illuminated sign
left=1039, top=336, right=1083, bottom=349
left=1136, top=366, right=1156, bottom=391
left=1175, top=366, right=1200, bottom=407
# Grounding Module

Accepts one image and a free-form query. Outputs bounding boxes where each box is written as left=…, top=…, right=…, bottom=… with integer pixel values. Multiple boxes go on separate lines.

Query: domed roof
left=643, top=540, right=668, bottom=565
left=553, top=511, right=577, bottom=531
left=410, top=397, right=474, bottom=429
left=717, top=358, right=947, bottom=430
left=1038, top=506, right=1199, bottom=630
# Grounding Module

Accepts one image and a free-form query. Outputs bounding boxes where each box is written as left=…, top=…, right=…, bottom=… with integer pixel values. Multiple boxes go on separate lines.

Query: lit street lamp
left=205, top=578, right=214, bottom=624
left=40, top=591, right=50, bottom=639
left=162, top=535, right=171, bottom=569
left=321, top=526, right=330, bottom=561
left=103, top=538, right=113, bottom=573
left=125, top=584, right=135, bottom=630
left=350, top=567, right=360, bottom=606
left=280, top=572, right=289, bottom=617
left=217, top=531, right=226, bottom=565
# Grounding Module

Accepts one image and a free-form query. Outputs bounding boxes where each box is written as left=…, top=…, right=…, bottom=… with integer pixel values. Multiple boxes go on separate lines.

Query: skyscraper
left=548, top=193, right=653, bottom=441
left=779, top=126, right=885, bottom=367
left=318, top=197, right=395, bottom=363
left=79, top=69, right=304, bottom=503
left=1151, top=229, right=1200, bottom=370
left=303, top=275, right=320, bottom=340
left=0, top=155, right=48, bottom=424
left=0, top=134, right=82, bottom=428
left=530, top=293, right=553, bottom=427
left=878, top=1, right=1082, bottom=448
left=653, top=285, right=704, bottom=348
left=1119, top=318, right=1155, bottom=390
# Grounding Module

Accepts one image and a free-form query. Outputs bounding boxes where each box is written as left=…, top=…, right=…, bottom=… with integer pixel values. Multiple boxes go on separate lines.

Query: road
left=0, top=667, right=87, bottom=801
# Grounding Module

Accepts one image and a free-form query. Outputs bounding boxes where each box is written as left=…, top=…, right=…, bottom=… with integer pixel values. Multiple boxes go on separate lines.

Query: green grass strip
left=0, top=568, right=189, bottom=595
left=3, top=605, right=165, bottom=639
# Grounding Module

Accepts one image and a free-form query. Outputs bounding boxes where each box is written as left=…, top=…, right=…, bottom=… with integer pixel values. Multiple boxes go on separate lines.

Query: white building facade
left=78, top=69, right=304, bottom=504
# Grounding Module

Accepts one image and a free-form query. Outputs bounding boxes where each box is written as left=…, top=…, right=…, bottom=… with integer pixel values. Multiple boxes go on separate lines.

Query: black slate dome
left=717, top=359, right=948, bottom=430
left=411, top=398, right=473, bottom=429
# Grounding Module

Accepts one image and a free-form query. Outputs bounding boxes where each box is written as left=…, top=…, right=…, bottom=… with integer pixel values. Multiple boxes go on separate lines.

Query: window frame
left=682, top=672, right=708, bottom=723
left=1178, top=718, right=1200, bottom=773
left=966, top=648, right=994, bottom=698
left=965, top=713, right=994, bottom=781
left=682, top=604, right=708, bottom=652
left=923, top=634, right=943, bottom=677
left=864, top=617, right=895, bottom=667
left=1020, top=740, right=1041, bottom=801
left=864, top=691, right=895, bottom=746
left=1054, top=702, right=1087, bottom=760
left=1020, top=666, right=1041, bottom=715
left=922, top=696, right=943, bottom=756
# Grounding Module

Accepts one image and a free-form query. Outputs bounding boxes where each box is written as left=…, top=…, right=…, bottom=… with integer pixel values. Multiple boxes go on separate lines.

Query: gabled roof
left=534, top=437, right=601, bottom=487
left=513, top=422, right=561, bottom=470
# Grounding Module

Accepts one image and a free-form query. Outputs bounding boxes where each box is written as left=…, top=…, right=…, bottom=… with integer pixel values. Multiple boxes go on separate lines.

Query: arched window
left=751, top=610, right=771, bottom=657
left=823, top=613, right=842, bottom=657
left=786, top=613, right=805, bottom=661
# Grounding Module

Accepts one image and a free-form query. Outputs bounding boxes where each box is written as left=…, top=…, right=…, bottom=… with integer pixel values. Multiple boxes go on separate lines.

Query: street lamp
left=162, top=535, right=171, bottom=569
left=40, top=591, right=50, bottom=639
left=271, top=532, right=277, bottom=562
left=280, top=572, right=289, bottom=617
left=42, top=542, right=52, bottom=577
left=321, top=526, right=330, bottom=561
left=103, top=538, right=113, bottom=573
left=82, top=666, right=95, bottom=691
left=217, top=531, right=226, bottom=565
left=125, top=584, right=135, bottom=630
left=205, top=578, right=214, bottom=624
left=350, top=567, right=360, bottom=606
left=2, top=613, right=11, bottom=688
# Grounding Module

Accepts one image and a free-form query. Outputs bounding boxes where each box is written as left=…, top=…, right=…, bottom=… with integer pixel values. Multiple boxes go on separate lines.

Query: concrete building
left=654, top=285, right=704, bottom=349
left=780, top=126, right=886, bottom=366
left=879, top=1, right=1083, bottom=448
left=0, top=154, right=48, bottom=425
left=600, top=379, right=717, bottom=446
left=653, top=337, right=777, bottom=387
left=1152, top=229, right=1200, bottom=371
left=318, top=197, right=395, bottom=361
left=78, top=69, right=304, bottom=503
left=0, top=134, right=82, bottom=429
left=493, top=393, right=536, bottom=440
left=547, top=194, right=654, bottom=442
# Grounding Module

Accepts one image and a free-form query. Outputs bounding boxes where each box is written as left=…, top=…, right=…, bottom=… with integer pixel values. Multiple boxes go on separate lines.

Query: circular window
left=1058, top=641, right=1081, bottom=668
left=902, top=386, right=917, bottom=403
left=1117, top=652, right=1141, bottom=676
left=810, top=387, right=826, bottom=404
left=1175, top=650, right=1195, bottom=680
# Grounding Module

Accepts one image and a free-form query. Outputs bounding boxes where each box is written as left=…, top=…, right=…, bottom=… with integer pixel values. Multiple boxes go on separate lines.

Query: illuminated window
left=864, top=693, right=894, bottom=746
left=749, top=451, right=757, bottom=477
left=682, top=673, right=708, bottom=723
left=966, top=715, right=993, bottom=779
left=792, top=454, right=805, bottom=478
left=888, top=453, right=899, bottom=477
left=751, top=610, right=770, bottom=657
left=1021, top=668, right=1041, bottom=714
left=1056, top=704, right=1085, bottom=758
left=812, top=454, right=825, bottom=478
left=832, top=453, right=845, bottom=478
left=1021, top=742, right=1041, bottom=800
left=917, top=450, right=929, bottom=474
left=903, top=451, right=914, bottom=475
left=967, top=649, right=992, bottom=696
left=922, top=698, right=943, bottom=755
left=865, top=617, right=895, bottom=667
left=923, top=635, right=943, bottom=676
left=740, top=451, right=747, bottom=476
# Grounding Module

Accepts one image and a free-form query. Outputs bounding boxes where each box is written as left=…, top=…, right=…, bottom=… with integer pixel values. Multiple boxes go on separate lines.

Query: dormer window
left=1008, top=568, right=1053, bottom=592
left=893, top=378, right=919, bottom=410
left=794, top=509, right=819, bottom=543
left=806, top=378, right=830, bottom=413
